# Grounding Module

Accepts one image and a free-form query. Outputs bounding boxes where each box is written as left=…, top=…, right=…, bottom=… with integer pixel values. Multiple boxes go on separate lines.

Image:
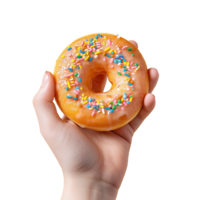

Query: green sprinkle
left=117, top=72, right=122, bottom=75
left=127, top=48, right=132, bottom=51
left=117, top=103, right=119, bottom=106
left=132, top=53, right=134, bottom=56
left=74, top=73, right=78, bottom=77
left=135, top=63, right=139, bottom=66
left=110, top=102, right=113, bottom=105
left=92, top=52, right=95, bottom=54
left=129, top=95, right=133, bottom=97
left=112, top=105, right=116, bottom=110
left=77, top=55, right=82, bottom=58
left=132, top=88, right=135, bottom=91
left=111, top=52, right=114, bottom=54
left=118, top=99, right=121, bottom=103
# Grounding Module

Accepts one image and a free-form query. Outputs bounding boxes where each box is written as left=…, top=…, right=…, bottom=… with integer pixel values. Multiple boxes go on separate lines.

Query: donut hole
left=91, top=73, right=112, bottom=93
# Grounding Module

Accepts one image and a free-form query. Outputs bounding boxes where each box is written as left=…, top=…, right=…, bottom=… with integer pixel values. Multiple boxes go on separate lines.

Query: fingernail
left=41, top=71, right=49, bottom=88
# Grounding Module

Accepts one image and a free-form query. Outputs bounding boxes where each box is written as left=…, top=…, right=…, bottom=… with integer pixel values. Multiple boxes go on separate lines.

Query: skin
left=33, top=40, right=159, bottom=200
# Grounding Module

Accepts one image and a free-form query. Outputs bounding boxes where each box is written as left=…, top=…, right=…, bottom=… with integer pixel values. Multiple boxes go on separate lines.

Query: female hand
left=33, top=41, right=159, bottom=200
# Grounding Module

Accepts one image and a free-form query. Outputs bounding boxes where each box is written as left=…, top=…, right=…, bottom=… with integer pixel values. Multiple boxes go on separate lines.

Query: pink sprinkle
left=78, top=58, right=84, bottom=61
left=89, top=102, right=91, bottom=105
left=110, top=58, right=114, bottom=63
left=93, top=47, right=96, bottom=52
left=130, top=61, right=133, bottom=66
left=131, top=85, right=134, bottom=88
left=77, top=89, right=80, bottom=93
left=73, top=56, right=76, bottom=59
left=95, top=41, right=101, bottom=44
left=108, top=39, right=111, bottom=45
left=131, top=66, right=137, bottom=69
left=125, top=98, right=129, bottom=101
left=88, top=44, right=91, bottom=47
left=110, top=65, right=114, bottom=68
left=108, top=105, right=112, bottom=108
left=123, top=102, right=127, bottom=106
left=68, top=54, right=72, bottom=57
left=71, top=83, right=75, bottom=86
left=105, top=100, right=109, bottom=104
left=64, top=73, right=73, bottom=77
left=127, top=93, right=132, bottom=96
left=122, top=46, right=127, bottom=50
left=89, top=48, right=92, bottom=53
left=97, top=45, right=101, bottom=48
left=103, top=58, right=106, bottom=61
left=121, top=107, right=124, bottom=110
left=75, top=81, right=78, bottom=85
left=91, top=109, right=96, bottom=116
left=74, top=91, right=79, bottom=95
left=128, top=68, right=131, bottom=72
left=81, top=41, right=85, bottom=46
left=118, top=50, right=121, bottom=54
left=114, top=100, right=117, bottom=104
left=115, top=109, right=118, bottom=111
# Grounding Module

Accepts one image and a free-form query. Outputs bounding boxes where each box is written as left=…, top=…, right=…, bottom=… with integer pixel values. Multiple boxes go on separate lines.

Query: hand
left=33, top=41, right=159, bottom=200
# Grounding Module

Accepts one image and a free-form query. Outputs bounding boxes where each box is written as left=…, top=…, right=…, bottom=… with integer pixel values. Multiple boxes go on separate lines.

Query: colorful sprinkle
left=127, top=48, right=132, bottom=51
left=67, top=47, right=72, bottom=51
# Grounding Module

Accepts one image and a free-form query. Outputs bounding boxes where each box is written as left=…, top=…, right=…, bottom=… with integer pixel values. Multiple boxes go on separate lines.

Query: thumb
left=33, top=71, right=63, bottom=140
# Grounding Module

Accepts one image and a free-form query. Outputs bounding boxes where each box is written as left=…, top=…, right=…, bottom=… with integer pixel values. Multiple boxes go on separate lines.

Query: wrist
left=61, top=176, right=118, bottom=200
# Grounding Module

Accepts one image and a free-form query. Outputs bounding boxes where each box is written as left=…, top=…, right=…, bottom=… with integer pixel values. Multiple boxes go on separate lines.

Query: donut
left=54, top=33, right=149, bottom=131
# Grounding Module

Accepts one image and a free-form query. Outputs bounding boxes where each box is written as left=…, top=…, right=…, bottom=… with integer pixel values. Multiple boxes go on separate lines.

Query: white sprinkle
left=94, top=55, right=98, bottom=58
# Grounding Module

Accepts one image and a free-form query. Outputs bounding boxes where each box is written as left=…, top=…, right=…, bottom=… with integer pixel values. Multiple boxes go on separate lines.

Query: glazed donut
left=54, top=33, right=149, bottom=131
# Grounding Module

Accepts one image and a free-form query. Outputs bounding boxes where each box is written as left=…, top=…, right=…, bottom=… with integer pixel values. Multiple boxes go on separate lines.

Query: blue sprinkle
left=127, top=101, right=130, bottom=104
left=95, top=36, right=98, bottom=39
left=115, top=56, right=120, bottom=59
left=92, top=98, right=95, bottom=101
left=124, top=73, right=130, bottom=77
left=78, top=78, right=82, bottom=82
left=75, top=86, right=79, bottom=90
left=66, top=87, right=69, bottom=91
left=68, top=68, right=73, bottom=72
left=119, top=54, right=124, bottom=57
left=104, top=107, right=111, bottom=110
left=86, top=104, right=90, bottom=108
left=73, top=98, right=78, bottom=100
left=123, top=95, right=127, bottom=99
left=76, top=66, right=80, bottom=69
left=118, top=60, right=122, bottom=63
left=67, top=96, right=72, bottom=99
left=95, top=46, right=97, bottom=49
left=89, top=57, right=93, bottom=62
left=97, top=34, right=102, bottom=37
left=123, top=66, right=126, bottom=68
left=67, top=47, right=72, bottom=51
left=114, top=59, right=117, bottom=63
left=92, top=106, right=96, bottom=109
left=90, top=42, right=94, bottom=45
left=105, top=54, right=111, bottom=58
left=128, top=82, right=133, bottom=86
left=122, top=58, right=126, bottom=62
left=79, top=49, right=85, bottom=54
left=85, top=39, right=88, bottom=42
left=88, top=98, right=92, bottom=102
left=123, top=69, right=127, bottom=71
left=96, top=106, right=99, bottom=111
left=90, top=38, right=93, bottom=41
left=110, top=109, right=114, bottom=113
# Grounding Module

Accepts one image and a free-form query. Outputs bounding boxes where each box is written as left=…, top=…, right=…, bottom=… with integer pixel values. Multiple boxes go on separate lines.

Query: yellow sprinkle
left=124, top=77, right=128, bottom=81
left=71, top=59, right=75, bottom=62
left=90, top=45, right=95, bottom=48
left=104, top=36, right=107, bottom=40
left=61, top=55, right=65, bottom=58
left=89, top=107, right=93, bottom=110
left=107, top=102, right=110, bottom=105
left=74, top=50, right=77, bottom=53
left=114, top=50, right=117, bottom=53
left=100, top=105, right=104, bottom=108
left=82, top=54, right=85, bottom=57
left=71, top=64, right=76, bottom=68
left=81, top=97, right=83, bottom=100
left=96, top=100, right=100, bottom=104
left=70, top=76, right=73, bottom=78
left=78, top=47, right=81, bottom=50
left=70, top=81, right=74, bottom=83
left=121, top=98, right=124, bottom=102
left=85, top=41, right=89, bottom=44
left=109, top=49, right=113, bottom=53
left=130, top=97, right=132, bottom=102
left=95, top=51, right=101, bottom=55
left=67, top=81, right=71, bottom=89
left=85, top=56, right=89, bottom=61
left=82, top=93, right=85, bottom=96
left=79, top=65, right=82, bottom=69
left=86, top=51, right=89, bottom=55
left=84, top=96, right=87, bottom=100
left=67, top=45, right=70, bottom=48
left=102, top=42, right=105, bottom=46
left=104, top=47, right=110, bottom=52
left=76, top=53, right=80, bottom=56
left=127, top=62, right=130, bottom=67
left=123, top=62, right=127, bottom=65
left=134, top=66, right=140, bottom=73
left=93, top=39, right=97, bottom=42
left=80, top=87, right=82, bottom=90
left=82, top=101, right=88, bottom=105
